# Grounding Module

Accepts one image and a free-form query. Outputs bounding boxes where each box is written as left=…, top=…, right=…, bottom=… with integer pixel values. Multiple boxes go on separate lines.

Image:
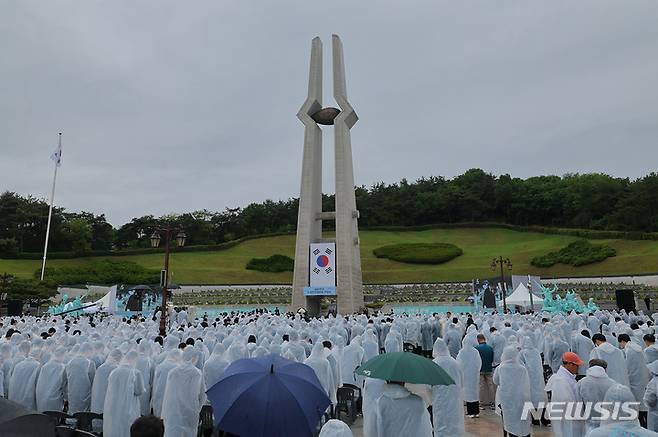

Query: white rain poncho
left=493, top=346, right=531, bottom=437
left=586, top=384, right=658, bottom=437
left=587, top=315, right=601, bottom=334
left=341, top=336, right=364, bottom=386
left=431, top=338, right=464, bottom=437
left=193, top=341, right=206, bottom=370
left=550, top=334, right=571, bottom=373
left=36, top=347, right=68, bottom=412
left=203, top=344, right=229, bottom=394
left=590, top=341, right=629, bottom=386
left=625, top=341, right=650, bottom=410
left=152, top=350, right=182, bottom=417
left=0, top=343, right=12, bottom=397
left=176, top=309, right=189, bottom=325
left=383, top=331, right=401, bottom=354
left=251, top=346, right=268, bottom=357
left=161, top=347, right=205, bottom=437
left=155, top=336, right=180, bottom=365
left=304, top=342, right=335, bottom=403
left=576, top=364, right=616, bottom=433
left=644, top=360, right=658, bottom=432
left=103, top=351, right=145, bottom=437
left=91, top=341, right=105, bottom=368
left=420, top=320, right=433, bottom=352
left=8, top=350, right=41, bottom=410
left=319, top=419, right=353, bottom=437
left=90, top=349, right=122, bottom=413
left=645, top=344, right=658, bottom=364
left=362, top=330, right=379, bottom=362
left=225, top=341, right=249, bottom=363
left=281, top=338, right=306, bottom=363
left=545, top=365, right=583, bottom=437
left=572, top=332, right=594, bottom=375
left=136, top=342, right=154, bottom=415
left=518, top=336, right=547, bottom=406
left=444, top=324, right=462, bottom=359
left=362, top=377, right=386, bottom=437
left=371, top=383, right=432, bottom=437
left=456, top=335, right=481, bottom=403
left=489, top=330, right=507, bottom=366
left=10, top=340, right=30, bottom=374
left=66, top=343, right=97, bottom=413
left=325, top=347, right=341, bottom=400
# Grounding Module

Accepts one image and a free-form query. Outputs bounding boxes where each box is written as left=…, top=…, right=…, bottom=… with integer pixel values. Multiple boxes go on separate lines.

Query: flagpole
left=40, top=132, right=62, bottom=281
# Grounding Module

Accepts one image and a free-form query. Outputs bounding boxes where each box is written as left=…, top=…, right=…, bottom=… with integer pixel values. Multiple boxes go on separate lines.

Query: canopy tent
left=506, top=282, right=544, bottom=309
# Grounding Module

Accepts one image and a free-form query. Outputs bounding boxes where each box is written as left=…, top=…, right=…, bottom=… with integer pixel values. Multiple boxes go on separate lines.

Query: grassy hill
left=3, top=227, right=658, bottom=284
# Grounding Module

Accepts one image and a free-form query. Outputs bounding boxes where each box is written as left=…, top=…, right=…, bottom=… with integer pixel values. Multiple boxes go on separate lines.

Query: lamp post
left=527, top=274, right=534, bottom=312
left=150, top=228, right=186, bottom=336
left=491, top=256, right=513, bottom=312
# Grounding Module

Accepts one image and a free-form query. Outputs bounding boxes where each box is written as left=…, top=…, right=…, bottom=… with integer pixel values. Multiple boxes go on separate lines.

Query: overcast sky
left=2, top=1, right=657, bottom=226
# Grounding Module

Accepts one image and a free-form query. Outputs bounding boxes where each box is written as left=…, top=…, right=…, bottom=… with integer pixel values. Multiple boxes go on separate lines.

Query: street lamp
left=527, top=274, right=534, bottom=312
left=150, top=232, right=161, bottom=248
left=175, top=231, right=187, bottom=247
left=150, top=227, right=185, bottom=336
left=491, top=256, right=513, bottom=312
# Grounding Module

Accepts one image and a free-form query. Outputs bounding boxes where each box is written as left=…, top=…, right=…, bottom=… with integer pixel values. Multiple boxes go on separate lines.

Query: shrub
left=373, top=243, right=463, bottom=265
left=38, top=259, right=160, bottom=285
left=0, top=238, right=18, bottom=256
left=246, top=254, right=295, bottom=273
left=531, top=240, right=616, bottom=268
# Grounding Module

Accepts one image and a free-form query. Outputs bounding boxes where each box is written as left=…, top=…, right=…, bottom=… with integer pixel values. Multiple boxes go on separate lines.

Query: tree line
left=3, top=169, right=658, bottom=256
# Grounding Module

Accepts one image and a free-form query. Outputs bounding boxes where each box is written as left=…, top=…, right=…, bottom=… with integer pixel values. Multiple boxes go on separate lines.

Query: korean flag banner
left=309, top=242, right=336, bottom=287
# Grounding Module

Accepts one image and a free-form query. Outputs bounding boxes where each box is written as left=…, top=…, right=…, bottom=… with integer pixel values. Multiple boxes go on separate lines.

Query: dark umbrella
left=127, top=284, right=152, bottom=291
left=206, top=354, right=331, bottom=437
left=0, top=398, right=56, bottom=437
left=356, top=351, right=455, bottom=385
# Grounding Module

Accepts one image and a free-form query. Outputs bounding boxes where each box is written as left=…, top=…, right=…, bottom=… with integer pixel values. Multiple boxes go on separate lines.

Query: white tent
left=506, top=282, right=544, bottom=309
left=83, top=285, right=117, bottom=314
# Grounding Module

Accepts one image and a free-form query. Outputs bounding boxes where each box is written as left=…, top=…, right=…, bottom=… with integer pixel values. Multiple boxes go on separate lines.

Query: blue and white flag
left=50, top=143, right=62, bottom=166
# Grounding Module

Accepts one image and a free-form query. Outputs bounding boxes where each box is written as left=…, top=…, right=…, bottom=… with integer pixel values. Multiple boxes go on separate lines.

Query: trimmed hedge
left=373, top=243, right=463, bottom=264
left=3, top=231, right=295, bottom=260
left=246, top=254, right=295, bottom=273
left=365, top=222, right=658, bottom=241
left=531, top=240, right=617, bottom=268
left=39, top=259, right=160, bottom=285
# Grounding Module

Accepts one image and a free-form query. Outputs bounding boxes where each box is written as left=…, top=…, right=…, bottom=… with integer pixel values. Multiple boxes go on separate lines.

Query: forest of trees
left=3, top=169, right=658, bottom=257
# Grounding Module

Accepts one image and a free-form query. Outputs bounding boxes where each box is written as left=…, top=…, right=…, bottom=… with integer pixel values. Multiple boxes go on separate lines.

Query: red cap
left=563, top=351, right=584, bottom=366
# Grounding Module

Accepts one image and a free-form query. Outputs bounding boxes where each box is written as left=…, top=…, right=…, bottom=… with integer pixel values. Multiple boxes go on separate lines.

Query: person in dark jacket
left=475, top=334, right=495, bottom=410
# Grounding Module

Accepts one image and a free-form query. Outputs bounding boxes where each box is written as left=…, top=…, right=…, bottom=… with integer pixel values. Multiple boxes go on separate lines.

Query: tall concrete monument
left=291, top=35, right=364, bottom=315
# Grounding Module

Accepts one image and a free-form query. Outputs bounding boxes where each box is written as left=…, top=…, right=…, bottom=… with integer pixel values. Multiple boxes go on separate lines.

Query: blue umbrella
left=207, top=354, right=331, bottom=437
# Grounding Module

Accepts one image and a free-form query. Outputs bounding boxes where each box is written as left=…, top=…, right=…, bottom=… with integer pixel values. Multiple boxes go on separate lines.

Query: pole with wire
left=40, top=133, right=62, bottom=281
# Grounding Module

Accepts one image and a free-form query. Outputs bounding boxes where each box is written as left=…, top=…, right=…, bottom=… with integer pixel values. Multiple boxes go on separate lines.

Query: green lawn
left=3, top=227, right=658, bottom=284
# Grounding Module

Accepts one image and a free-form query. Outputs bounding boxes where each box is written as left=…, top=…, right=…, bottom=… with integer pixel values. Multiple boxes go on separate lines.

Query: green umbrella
left=355, top=352, right=455, bottom=385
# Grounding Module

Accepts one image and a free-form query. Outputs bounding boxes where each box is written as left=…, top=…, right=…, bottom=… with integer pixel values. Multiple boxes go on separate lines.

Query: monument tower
left=291, top=35, right=364, bottom=315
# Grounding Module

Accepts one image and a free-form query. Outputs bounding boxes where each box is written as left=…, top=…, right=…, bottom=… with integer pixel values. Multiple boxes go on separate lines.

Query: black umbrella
left=127, top=284, right=152, bottom=291
left=0, top=398, right=56, bottom=437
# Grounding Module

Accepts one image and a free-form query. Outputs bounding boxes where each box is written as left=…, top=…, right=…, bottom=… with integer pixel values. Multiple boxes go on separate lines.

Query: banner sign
left=309, top=243, right=336, bottom=287
left=304, top=286, right=337, bottom=296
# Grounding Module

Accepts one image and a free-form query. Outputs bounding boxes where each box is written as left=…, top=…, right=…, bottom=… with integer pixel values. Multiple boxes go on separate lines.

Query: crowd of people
left=2, top=307, right=658, bottom=437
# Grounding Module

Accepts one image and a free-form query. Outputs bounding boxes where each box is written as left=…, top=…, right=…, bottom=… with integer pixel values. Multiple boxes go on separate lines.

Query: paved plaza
left=348, top=409, right=555, bottom=437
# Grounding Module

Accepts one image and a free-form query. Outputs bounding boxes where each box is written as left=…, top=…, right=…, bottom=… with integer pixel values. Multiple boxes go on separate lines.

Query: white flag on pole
left=50, top=143, right=62, bottom=166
